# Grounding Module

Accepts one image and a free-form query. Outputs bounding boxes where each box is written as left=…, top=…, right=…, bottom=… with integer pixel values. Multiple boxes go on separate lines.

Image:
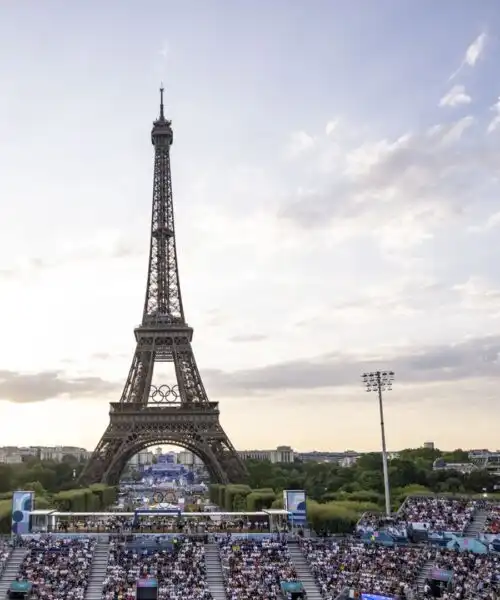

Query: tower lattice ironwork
left=80, top=89, right=248, bottom=486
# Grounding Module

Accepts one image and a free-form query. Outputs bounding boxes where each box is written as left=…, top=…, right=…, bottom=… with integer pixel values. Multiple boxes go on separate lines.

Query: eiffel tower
left=80, top=89, right=248, bottom=486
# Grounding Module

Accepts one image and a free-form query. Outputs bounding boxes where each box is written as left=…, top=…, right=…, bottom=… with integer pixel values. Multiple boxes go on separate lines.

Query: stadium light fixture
left=362, top=370, right=395, bottom=518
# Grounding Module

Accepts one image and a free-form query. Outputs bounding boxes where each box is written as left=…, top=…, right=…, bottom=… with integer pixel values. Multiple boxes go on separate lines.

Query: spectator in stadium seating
left=398, top=497, right=477, bottom=532
left=356, top=512, right=381, bottom=531
left=58, top=514, right=269, bottom=534
left=300, top=538, right=422, bottom=599
left=0, top=539, right=13, bottom=574
left=102, top=538, right=211, bottom=600
left=426, top=548, right=500, bottom=600
left=17, top=537, right=96, bottom=600
left=219, top=539, right=297, bottom=600
left=60, top=515, right=134, bottom=533
left=483, top=503, right=500, bottom=535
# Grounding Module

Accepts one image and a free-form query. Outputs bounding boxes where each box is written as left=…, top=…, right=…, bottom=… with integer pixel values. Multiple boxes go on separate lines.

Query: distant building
left=39, top=447, right=90, bottom=462
left=423, top=442, right=435, bottom=450
left=239, top=446, right=295, bottom=464
left=0, top=446, right=90, bottom=464
left=298, top=450, right=361, bottom=465
left=0, top=450, right=22, bottom=464
left=339, top=453, right=360, bottom=467
left=178, top=451, right=204, bottom=467
left=127, top=451, right=154, bottom=468
left=433, top=458, right=477, bottom=474
left=469, top=449, right=500, bottom=475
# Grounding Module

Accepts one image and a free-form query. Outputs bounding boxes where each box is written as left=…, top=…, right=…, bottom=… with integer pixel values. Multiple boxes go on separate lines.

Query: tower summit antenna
left=159, top=84, right=165, bottom=120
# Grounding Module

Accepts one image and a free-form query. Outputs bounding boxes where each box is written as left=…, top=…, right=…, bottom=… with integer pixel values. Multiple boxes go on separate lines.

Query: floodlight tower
left=362, top=370, right=395, bottom=518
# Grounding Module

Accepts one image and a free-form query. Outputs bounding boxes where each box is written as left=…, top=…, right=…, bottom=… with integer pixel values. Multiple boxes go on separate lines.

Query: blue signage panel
left=11, top=491, right=34, bottom=534
left=283, top=489, right=307, bottom=525
left=361, top=595, right=395, bottom=600
left=137, top=579, right=158, bottom=588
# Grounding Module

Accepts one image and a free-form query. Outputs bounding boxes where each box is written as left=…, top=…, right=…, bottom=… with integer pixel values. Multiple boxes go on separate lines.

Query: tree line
left=0, top=456, right=117, bottom=533
left=0, top=446, right=496, bottom=534
left=238, top=447, right=498, bottom=532
left=246, top=447, right=495, bottom=500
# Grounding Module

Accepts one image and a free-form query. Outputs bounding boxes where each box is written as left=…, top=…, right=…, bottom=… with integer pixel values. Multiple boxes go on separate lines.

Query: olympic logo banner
left=152, top=491, right=177, bottom=504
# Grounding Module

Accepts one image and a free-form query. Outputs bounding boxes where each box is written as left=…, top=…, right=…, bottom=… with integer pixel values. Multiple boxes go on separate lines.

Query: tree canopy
left=245, top=447, right=495, bottom=503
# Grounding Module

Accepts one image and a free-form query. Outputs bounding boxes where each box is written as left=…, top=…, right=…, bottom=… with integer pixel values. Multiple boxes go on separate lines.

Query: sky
left=1, top=1, right=500, bottom=454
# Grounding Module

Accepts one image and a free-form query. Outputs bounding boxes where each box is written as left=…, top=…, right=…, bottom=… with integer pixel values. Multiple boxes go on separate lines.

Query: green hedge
left=246, top=491, right=276, bottom=511
left=0, top=500, right=11, bottom=534
left=307, top=500, right=361, bottom=534
left=34, top=497, right=52, bottom=510
left=53, top=486, right=117, bottom=512
left=224, top=485, right=252, bottom=511
left=209, top=484, right=224, bottom=506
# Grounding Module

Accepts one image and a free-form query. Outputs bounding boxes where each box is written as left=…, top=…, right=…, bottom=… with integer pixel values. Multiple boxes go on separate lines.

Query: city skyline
left=1, top=1, right=500, bottom=452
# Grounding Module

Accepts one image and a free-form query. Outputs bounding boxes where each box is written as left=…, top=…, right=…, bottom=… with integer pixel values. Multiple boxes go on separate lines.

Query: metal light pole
left=362, top=370, right=394, bottom=518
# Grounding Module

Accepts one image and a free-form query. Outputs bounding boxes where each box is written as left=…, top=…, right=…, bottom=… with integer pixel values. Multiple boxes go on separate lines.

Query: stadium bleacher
left=300, top=538, right=423, bottom=598
left=6, top=495, right=500, bottom=600
left=102, top=537, right=211, bottom=600
left=429, top=547, right=500, bottom=600
left=483, top=503, right=500, bottom=534
left=398, top=496, right=478, bottom=532
left=219, top=538, right=298, bottom=600
left=16, top=537, right=96, bottom=600
left=0, top=539, right=12, bottom=574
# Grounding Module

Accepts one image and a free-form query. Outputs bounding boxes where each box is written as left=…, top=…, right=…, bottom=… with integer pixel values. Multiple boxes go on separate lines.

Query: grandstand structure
left=469, top=449, right=500, bottom=475
left=1, top=496, right=499, bottom=600
left=79, top=89, right=247, bottom=487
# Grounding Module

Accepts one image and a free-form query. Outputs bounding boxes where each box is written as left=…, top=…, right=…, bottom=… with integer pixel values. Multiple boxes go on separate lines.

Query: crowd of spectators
left=425, top=547, right=500, bottom=600
left=102, top=538, right=211, bottom=600
left=483, top=504, right=500, bottom=535
left=356, top=512, right=381, bottom=531
left=300, top=538, right=421, bottom=600
left=16, top=536, right=96, bottom=600
left=398, top=497, right=477, bottom=532
left=0, top=538, right=12, bottom=574
left=219, top=539, right=297, bottom=600
left=57, top=515, right=269, bottom=534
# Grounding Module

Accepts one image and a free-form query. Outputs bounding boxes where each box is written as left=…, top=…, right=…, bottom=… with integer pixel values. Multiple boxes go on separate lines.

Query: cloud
left=0, top=231, right=142, bottom=279
left=278, top=115, right=484, bottom=249
left=449, top=32, right=487, bottom=80
left=229, top=334, right=268, bottom=343
left=487, top=97, right=500, bottom=134
left=285, top=131, right=316, bottom=159
left=0, top=370, right=118, bottom=403
left=453, top=277, right=500, bottom=314
left=439, top=85, right=471, bottom=108
left=159, top=41, right=169, bottom=60
left=464, top=33, right=488, bottom=66
left=468, top=210, right=500, bottom=233
left=204, top=335, right=500, bottom=396
left=325, top=120, right=338, bottom=136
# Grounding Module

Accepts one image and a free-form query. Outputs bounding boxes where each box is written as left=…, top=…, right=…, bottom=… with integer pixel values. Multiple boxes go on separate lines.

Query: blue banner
left=283, top=490, right=306, bottom=525
left=137, top=579, right=158, bottom=588
left=11, top=490, right=34, bottom=534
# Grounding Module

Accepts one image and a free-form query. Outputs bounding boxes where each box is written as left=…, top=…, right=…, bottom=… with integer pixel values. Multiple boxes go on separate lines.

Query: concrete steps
left=84, top=540, right=110, bottom=600
left=465, top=508, right=488, bottom=536
left=205, top=543, right=226, bottom=600
left=416, top=559, right=434, bottom=594
left=288, top=542, right=323, bottom=600
left=0, top=547, right=27, bottom=597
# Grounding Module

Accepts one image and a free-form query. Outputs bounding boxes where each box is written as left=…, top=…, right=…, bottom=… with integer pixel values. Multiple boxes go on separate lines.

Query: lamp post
left=362, top=370, right=394, bottom=518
